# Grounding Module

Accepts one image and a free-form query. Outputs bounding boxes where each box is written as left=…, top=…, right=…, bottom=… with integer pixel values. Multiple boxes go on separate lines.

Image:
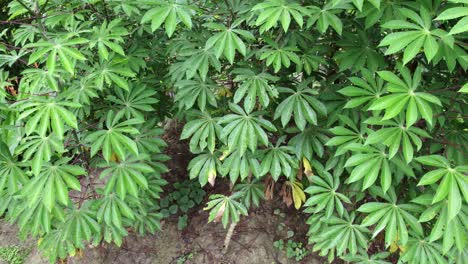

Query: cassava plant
left=0, top=0, right=467, bottom=263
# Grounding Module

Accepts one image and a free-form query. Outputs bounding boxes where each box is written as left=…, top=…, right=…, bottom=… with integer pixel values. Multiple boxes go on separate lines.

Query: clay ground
left=0, top=123, right=325, bottom=264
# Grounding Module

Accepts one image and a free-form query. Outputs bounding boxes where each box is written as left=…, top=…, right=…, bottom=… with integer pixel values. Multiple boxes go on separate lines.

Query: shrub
left=0, top=0, right=466, bottom=263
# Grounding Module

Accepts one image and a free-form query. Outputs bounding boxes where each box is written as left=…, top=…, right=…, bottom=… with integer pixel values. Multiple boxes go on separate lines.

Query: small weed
left=274, top=239, right=309, bottom=261
left=0, top=246, right=29, bottom=264
left=176, top=252, right=194, bottom=264
left=159, top=180, right=206, bottom=230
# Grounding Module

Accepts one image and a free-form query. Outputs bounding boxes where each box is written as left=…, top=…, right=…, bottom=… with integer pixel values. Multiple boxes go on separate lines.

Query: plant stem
left=222, top=222, right=237, bottom=254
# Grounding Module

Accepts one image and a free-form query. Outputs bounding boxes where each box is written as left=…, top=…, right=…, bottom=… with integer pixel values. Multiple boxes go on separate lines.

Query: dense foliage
left=0, top=0, right=467, bottom=263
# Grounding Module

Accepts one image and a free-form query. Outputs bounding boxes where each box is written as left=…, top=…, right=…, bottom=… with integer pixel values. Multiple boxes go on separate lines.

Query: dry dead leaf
left=214, top=202, right=226, bottom=222
left=264, top=176, right=275, bottom=200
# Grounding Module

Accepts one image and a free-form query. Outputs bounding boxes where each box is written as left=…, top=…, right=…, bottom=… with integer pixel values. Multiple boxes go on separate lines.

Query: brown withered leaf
left=264, top=176, right=275, bottom=200
left=280, top=183, right=293, bottom=207
left=214, top=202, right=226, bottom=222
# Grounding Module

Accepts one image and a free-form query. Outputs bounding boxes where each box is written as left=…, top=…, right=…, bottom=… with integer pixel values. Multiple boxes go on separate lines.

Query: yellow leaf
left=37, top=237, right=43, bottom=246
left=219, top=150, right=230, bottom=161
left=217, top=87, right=233, bottom=98
left=292, top=181, right=306, bottom=209
left=110, top=152, right=119, bottom=162
left=399, top=245, right=407, bottom=253
left=303, top=157, right=313, bottom=177
left=69, top=247, right=76, bottom=257
left=389, top=241, right=399, bottom=253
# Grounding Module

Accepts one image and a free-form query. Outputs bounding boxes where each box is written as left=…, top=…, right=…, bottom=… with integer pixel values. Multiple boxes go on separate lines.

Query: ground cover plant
left=0, top=0, right=467, bottom=263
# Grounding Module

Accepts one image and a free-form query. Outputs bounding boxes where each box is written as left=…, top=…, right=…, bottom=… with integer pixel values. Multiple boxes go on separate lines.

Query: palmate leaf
left=63, top=79, right=99, bottom=107
left=288, top=126, right=329, bottom=159
left=400, top=237, right=448, bottom=264
left=96, top=193, right=135, bottom=238
left=364, top=115, right=431, bottom=163
left=85, top=111, right=142, bottom=162
left=39, top=203, right=99, bottom=263
left=141, top=0, right=193, bottom=37
left=252, top=0, right=308, bottom=32
left=141, top=171, right=168, bottom=201
left=26, top=37, right=88, bottom=75
left=148, top=153, right=170, bottom=177
left=259, top=137, right=298, bottom=180
left=59, top=203, right=100, bottom=249
left=6, top=197, right=57, bottom=237
left=89, top=19, right=128, bottom=61
left=379, top=7, right=453, bottom=64
left=204, top=22, right=255, bottom=64
left=258, top=39, right=301, bottom=73
left=341, top=251, right=391, bottom=264
left=432, top=40, right=468, bottom=72
left=326, top=115, right=367, bottom=156
left=304, top=161, right=351, bottom=218
left=343, top=143, right=392, bottom=192
left=188, top=152, right=220, bottom=187
left=413, top=194, right=468, bottom=253
left=298, top=48, right=327, bottom=75
left=98, top=155, right=153, bottom=199
left=181, top=48, right=221, bottom=81
left=174, top=77, right=218, bottom=111
left=309, top=212, right=370, bottom=258
left=181, top=110, right=221, bottom=153
left=358, top=189, right=424, bottom=247
left=20, top=158, right=84, bottom=212
left=415, top=155, right=468, bottom=220
left=334, top=29, right=385, bottom=72
left=106, top=84, right=158, bottom=119
left=338, top=68, right=385, bottom=109
left=308, top=3, right=343, bottom=35
left=220, top=150, right=261, bottom=183
left=0, top=141, right=27, bottom=194
left=234, top=181, right=265, bottom=208
left=0, top=49, right=27, bottom=68
left=17, top=68, right=59, bottom=94
left=368, top=66, right=442, bottom=126
left=10, top=24, right=37, bottom=46
left=134, top=119, right=167, bottom=154
left=274, top=82, right=327, bottom=130
left=132, top=203, right=164, bottom=235
left=349, top=0, right=380, bottom=12
left=101, top=218, right=128, bottom=247
left=444, top=123, right=468, bottom=165
left=89, top=58, right=136, bottom=91
left=232, top=68, right=279, bottom=113
left=15, top=134, right=64, bottom=176
left=15, top=96, right=81, bottom=139
left=435, top=5, right=468, bottom=35
left=218, top=103, right=276, bottom=156
left=204, top=192, right=248, bottom=228
left=306, top=212, right=327, bottom=239
left=38, top=229, right=75, bottom=263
